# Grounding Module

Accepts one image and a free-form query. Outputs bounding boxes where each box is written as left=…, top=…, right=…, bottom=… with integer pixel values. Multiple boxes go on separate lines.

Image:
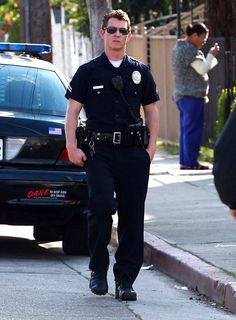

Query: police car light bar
left=0, top=42, right=51, bottom=54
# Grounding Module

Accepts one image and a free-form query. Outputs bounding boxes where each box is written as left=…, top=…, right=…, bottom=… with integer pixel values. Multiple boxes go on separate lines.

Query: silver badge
left=132, top=71, right=141, bottom=84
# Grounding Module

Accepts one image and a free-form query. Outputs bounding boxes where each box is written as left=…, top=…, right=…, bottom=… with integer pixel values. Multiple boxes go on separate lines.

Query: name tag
left=93, top=85, right=104, bottom=90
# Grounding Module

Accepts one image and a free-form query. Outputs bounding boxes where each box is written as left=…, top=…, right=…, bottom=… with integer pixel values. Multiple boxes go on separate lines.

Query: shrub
left=216, top=86, right=236, bottom=136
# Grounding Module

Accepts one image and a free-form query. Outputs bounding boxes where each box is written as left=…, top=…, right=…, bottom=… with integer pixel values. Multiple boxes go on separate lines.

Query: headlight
left=5, top=137, right=26, bottom=160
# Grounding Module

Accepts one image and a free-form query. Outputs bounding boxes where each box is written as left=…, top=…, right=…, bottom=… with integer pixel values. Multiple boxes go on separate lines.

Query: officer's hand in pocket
left=146, top=145, right=156, bottom=161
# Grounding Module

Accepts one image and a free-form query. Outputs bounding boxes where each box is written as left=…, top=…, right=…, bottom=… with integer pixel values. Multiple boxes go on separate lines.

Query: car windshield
left=0, top=64, right=67, bottom=116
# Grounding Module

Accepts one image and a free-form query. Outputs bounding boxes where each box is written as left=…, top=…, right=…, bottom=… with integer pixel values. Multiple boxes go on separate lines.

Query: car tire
left=62, top=214, right=89, bottom=256
left=33, top=225, right=62, bottom=242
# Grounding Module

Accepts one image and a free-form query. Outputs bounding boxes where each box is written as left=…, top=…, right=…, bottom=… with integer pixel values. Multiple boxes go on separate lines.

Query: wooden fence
left=127, top=34, right=179, bottom=143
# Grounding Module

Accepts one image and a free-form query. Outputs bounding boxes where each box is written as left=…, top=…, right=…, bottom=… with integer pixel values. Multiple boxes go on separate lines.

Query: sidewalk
left=113, top=148, right=236, bottom=314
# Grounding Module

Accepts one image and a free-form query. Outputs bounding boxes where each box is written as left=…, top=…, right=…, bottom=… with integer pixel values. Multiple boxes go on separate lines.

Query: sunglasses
left=198, top=34, right=208, bottom=43
left=103, top=26, right=130, bottom=35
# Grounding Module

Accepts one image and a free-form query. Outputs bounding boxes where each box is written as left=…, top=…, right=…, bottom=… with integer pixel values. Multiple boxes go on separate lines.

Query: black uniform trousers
left=84, top=142, right=150, bottom=286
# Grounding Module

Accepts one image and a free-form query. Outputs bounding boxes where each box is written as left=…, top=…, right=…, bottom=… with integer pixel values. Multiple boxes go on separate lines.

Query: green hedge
left=216, top=86, right=236, bottom=136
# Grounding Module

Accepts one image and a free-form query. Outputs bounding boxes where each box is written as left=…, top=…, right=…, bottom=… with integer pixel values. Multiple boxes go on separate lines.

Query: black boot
left=89, top=271, right=108, bottom=295
left=115, top=280, right=137, bottom=301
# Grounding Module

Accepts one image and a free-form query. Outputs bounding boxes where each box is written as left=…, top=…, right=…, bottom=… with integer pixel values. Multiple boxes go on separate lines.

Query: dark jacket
left=213, top=105, right=236, bottom=209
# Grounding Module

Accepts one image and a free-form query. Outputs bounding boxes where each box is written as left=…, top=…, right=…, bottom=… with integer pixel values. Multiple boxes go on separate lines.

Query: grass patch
left=199, top=146, right=214, bottom=163
left=157, top=141, right=214, bottom=163
left=156, top=141, right=179, bottom=155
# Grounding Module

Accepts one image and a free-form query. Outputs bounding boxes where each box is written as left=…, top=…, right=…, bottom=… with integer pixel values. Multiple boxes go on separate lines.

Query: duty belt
left=89, top=131, right=123, bottom=144
left=87, top=127, right=148, bottom=147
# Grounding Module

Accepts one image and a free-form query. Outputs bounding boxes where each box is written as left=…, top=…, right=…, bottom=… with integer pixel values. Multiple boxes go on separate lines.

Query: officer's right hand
left=67, top=146, right=87, bottom=167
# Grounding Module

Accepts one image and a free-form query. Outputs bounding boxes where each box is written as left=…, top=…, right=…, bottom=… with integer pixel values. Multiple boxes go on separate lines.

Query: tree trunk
left=19, top=0, right=52, bottom=61
left=85, top=0, right=112, bottom=57
left=206, top=0, right=236, bottom=48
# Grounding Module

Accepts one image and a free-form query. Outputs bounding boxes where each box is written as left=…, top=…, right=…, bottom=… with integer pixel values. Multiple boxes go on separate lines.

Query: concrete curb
left=111, top=227, right=236, bottom=314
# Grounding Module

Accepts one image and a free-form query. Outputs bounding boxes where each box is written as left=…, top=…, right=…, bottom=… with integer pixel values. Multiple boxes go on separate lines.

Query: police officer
left=65, top=9, right=159, bottom=301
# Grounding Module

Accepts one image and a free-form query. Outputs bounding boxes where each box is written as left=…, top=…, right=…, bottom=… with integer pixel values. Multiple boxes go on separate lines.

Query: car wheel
left=62, top=214, right=89, bottom=256
left=33, top=225, right=62, bottom=242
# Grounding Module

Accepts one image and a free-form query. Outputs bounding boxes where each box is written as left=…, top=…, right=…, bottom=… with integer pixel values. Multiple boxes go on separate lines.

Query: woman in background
left=172, top=23, right=219, bottom=170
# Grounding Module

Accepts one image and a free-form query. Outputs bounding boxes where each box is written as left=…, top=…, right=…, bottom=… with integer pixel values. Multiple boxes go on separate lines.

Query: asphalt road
left=0, top=225, right=235, bottom=320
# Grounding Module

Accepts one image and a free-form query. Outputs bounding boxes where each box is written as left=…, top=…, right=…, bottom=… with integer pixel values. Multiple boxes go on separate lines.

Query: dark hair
left=101, top=9, right=131, bottom=30
left=186, top=23, right=209, bottom=36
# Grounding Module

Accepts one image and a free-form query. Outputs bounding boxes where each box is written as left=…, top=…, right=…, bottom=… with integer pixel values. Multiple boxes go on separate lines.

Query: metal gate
left=203, top=37, right=236, bottom=145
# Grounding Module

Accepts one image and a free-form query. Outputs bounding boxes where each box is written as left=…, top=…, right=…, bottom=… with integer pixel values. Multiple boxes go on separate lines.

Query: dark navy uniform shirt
left=65, top=52, right=159, bottom=132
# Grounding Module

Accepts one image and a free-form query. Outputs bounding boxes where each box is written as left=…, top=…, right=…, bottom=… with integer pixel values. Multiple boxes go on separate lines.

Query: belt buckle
left=113, top=132, right=121, bottom=144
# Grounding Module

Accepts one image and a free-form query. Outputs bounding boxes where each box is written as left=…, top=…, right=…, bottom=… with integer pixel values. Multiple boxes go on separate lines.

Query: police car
left=0, top=42, right=88, bottom=255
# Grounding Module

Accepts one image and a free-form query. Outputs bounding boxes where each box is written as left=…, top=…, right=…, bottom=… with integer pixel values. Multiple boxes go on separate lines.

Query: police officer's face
left=100, top=17, right=132, bottom=52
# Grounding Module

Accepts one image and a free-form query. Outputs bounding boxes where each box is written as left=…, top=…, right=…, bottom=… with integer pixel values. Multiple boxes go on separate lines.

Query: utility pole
left=189, top=1, right=193, bottom=24
left=176, top=0, right=181, bottom=38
